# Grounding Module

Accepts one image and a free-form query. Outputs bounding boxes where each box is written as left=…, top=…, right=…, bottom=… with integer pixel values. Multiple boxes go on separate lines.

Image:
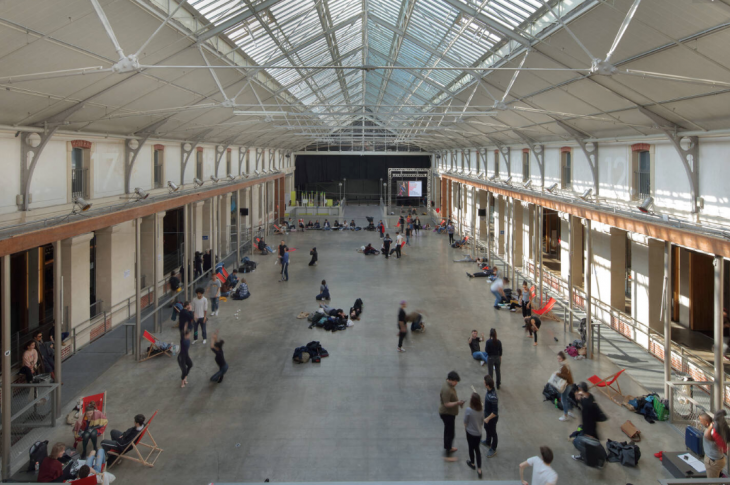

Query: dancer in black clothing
left=485, top=328, right=502, bottom=389
left=309, top=247, right=318, bottom=266
left=178, top=328, right=193, bottom=388
left=210, top=330, right=228, bottom=383
left=397, top=301, right=408, bottom=352
left=525, top=316, right=542, bottom=346
left=178, top=301, right=194, bottom=340
left=383, top=234, right=392, bottom=259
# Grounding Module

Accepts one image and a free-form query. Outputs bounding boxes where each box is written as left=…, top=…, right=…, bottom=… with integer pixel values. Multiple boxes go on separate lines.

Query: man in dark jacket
left=382, top=234, right=392, bottom=259
left=572, top=382, right=604, bottom=464
left=482, top=375, right=499, bottom=458
left=101, top=414, right=146, bottom=454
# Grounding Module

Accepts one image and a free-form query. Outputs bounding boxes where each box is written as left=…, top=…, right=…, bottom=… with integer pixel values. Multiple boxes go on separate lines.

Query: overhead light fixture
left=133, top=188, right=149, bottom=200
left=579, top=188, right=593, bottom=200
left=523, top=179, right=532, bottom=189
left=210, top=175, right=220, bottom=183
left=637, top=196, right=654, bottom=214
left=194, top=178, right=205, bottom=188
left=227, top=174, right=236, bottom=182
left=167, top=181, right=181, bottom=193
left=72, top=196, right=92, bottom=213
left=503, top=176, right=513, bottom=185
left=546, top=182, right=558, bottom=193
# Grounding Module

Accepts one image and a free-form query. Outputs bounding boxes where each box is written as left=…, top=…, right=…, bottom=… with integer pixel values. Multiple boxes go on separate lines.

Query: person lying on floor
left=454, top=254, right=477, bottom=262
left=318, top=304, right=347, bottom=319
left=363, top=243, right=379, bottom=255
left=466, top=266, right=498, bottom=278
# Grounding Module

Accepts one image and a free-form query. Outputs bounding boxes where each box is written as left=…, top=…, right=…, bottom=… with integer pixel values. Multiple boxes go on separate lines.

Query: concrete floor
left=29, top=222, right=685, bottom=484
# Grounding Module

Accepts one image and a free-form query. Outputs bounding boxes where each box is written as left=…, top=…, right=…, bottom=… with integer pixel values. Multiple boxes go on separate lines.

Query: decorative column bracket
left=556, top=120, right=598, bottom=196
left=487, top=137, right=511, bottom=177
left=461, top=149, right=472, bottom=174
left=180, top=129, right=213, bottom=184
left=514, top=130, right=545, bottom=188
left=20, top=126, right=59, bottom=211
left=268, top=149, right=276, bottom=172
left=238, top=147, right=248, bottom=175
left=254, top=148, right=264, bottom=172
left=639, top=107, right=700, bottom=213
left=214, top=137, right=238, bottom=177
left=124, top=118, right=170, bottom=194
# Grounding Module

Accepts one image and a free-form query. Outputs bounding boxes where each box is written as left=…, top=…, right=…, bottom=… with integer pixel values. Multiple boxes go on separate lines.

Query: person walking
left=383, top=233, right=392, bottom=259
left=178, top=328, right=193, bottom=388
left=491, top=276, right=508, bottom=309
left=556, top=351, right=575, bottom=421
left=481, top=375, right=499, bottom=458
left=209, top=330, right=228, bottom=384
left=309, top=247, right=318, bottom=266
left=447, top=222, right=455, bottom=245
left=280, top=247, right=290, bottom=282
left=439, top=371, right=464, bottom=461
left=519, top=447, right=558, bottom=485
left=169, top=271, right=181, bottom=304
left=397, top=301, right=408, bottom=352
left=468, top=330, right=488, bottom=366
left=405, top=223, right=412, bottom=246
left=192, top=288, right=208, bottom=344
left=525, top=315, right=542, bottom=346
left=464, top=393, right=484, bottom=478
left=208, top=273, right=221, bottom=316
left=485, top=328, right=502, bottom=389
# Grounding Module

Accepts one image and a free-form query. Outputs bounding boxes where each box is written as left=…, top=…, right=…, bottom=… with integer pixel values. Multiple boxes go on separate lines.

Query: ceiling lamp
left=133, top=188, right=149, bottom=201
left=73, top=196, right=92, bottom=213
left=637, top=196, right=654, bottom=213
left=168, top=181, right=181, bottom=193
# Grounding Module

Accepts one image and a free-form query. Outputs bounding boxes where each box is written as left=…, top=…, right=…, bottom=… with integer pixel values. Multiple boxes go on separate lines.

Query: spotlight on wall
left=546, top=182, right=558, bottom=193
left=637, top=196, right=654, bottom=214
left=243, top=173, right=250, bottom=179
left=210, top=175, right=220, bottom=183
left=133, top=188, right=149, bottom=201
left=194, top=178, right=205, bottom=188
left=167, top=181, right=181, bottom=193
left=503, top=176, right=513, bottom=185
left=523, top=179, right=532, bottom=189
left=255, top=170, right=261, bottom=176
left=73, top=196, right=92, bottom=213
left=488, top=174, right=497, bottom=181
left=579, top=188, right=593, bottom=200
left=227, top=174, right=236, bottom=182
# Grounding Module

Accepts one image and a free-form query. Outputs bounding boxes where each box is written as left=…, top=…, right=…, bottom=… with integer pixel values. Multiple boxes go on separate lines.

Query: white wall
left=93, top=141, right=125, bottom=197
left=653, top=141, right=694, bottom=213
left=29, top=139, right=68, bottom=209
left=165, top=144, right=181, bottom=185
left=598, top=144, right=630, bottom=200
left=699, top=138, right=730, bottom=220
left=0, top=134, right=21, bottom=214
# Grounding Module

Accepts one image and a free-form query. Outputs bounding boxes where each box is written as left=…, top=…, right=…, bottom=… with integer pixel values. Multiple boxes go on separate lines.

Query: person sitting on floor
left=363, top=243, right=378, bottom=255
left=333, top=220, right=341, bottom=228
left=232, top=279, right=250, bottom=300
left=508, top=289, right=523, bottom=313
left=226, top=269, right=239, bottom=288
left=306, top=220, right=314, bottom=228
left=257, top=239, right=267, bottom=255
left=72, top=462, right=116, bottom=485
left=38, top=442, right=72, bottom=483
left=406, top=311, right=426, bottom=332
left=452, top=236, right=468, bottom=248
left=316, top=280, right=331, bottom=301
left=299, top=219, right=305, bottom=230
left=349, top=220, right=356, bottom=229
left=314, top=220, right=321, bottom=229
left=323, top=219, right=331, bottom=230
left=100, top=414, right=145, bottom=456
left=73, top=402, right=108, bottom=459
left=220, top=282, right=232, bottom=298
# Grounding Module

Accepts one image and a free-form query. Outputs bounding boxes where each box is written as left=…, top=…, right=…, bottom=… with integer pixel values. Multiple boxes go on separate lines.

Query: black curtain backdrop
left=295, top=155, right=430, bottom=185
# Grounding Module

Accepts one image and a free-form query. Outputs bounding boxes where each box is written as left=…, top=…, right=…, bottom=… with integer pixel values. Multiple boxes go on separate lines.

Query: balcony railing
left=633, top=170, right=651, bottom=200
left=71, top=168, right=88, bottom=199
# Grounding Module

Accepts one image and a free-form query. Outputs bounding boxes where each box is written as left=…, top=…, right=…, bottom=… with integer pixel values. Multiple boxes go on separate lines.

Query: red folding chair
left=533, top=297, right=560, bottom=321
left=73, top=391, right=107, bottom=449
left=588, top=369, right=626, bottom=404
left=140, top=331, right=172, bottom=362
left=108, top=410, right=163, bottom=469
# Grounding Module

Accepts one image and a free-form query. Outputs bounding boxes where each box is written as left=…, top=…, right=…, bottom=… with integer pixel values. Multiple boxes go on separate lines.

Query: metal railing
left=71, top=168, right=88, bottom=199
left=634, top=170, right=651, bottom=201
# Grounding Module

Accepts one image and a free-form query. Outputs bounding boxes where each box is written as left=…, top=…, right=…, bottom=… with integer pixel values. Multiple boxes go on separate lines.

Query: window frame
left=560, top=148, right=572, bottom=190
left=153, top=147, right=165, bottom=189
left=522, top=149, right=530, bottom=183
left=196, top=149, right=204, bottom=180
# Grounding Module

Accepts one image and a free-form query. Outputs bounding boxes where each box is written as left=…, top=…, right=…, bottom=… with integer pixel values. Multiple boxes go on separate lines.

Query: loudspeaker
left=240, top=208, right=249, bottom=216
left=478, top=208, right=486, bottom=217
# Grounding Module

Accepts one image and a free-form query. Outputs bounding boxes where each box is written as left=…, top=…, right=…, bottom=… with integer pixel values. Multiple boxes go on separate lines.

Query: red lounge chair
left=533, top=297, right=560, bottom=321
left=140, top=331, right=172, bottom=362
left=73, top=391, right=108, bottom=449
left=108, top=410, right=163, bottom=469
left=588, top=369, right=626, bottom=404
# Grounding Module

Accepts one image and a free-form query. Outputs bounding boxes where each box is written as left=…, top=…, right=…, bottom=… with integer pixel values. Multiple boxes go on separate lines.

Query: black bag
left=28, top=440, right=48, bottom=471
left=543, top=383, right=559, bottom=403
left=583, top=436, right=607, bottom=468
left=606, top=439, right=641, bottom=466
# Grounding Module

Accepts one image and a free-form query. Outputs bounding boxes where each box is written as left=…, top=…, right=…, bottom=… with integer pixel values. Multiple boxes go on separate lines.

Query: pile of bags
left=565, top=339, right=587, bottom=359
left=626, top=393, right=669, bottom=423
left=293, top=341, right=329, bottom=364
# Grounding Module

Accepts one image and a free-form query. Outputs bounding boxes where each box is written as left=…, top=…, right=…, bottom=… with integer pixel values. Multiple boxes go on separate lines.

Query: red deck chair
left=533, top=297, right=560, bottom=321
left=588, top=369, right=626, bottom=404
left=108, top=410, right=163, bottom=469
left=140, top=330, right=172, bottom=362
left=73, top=391, right=107, bottom=449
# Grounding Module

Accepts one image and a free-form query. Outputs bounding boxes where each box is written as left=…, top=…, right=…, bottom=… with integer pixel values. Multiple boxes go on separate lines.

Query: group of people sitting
left=19, top=331, right=56, bottom=385
left=295, top=219, right=359, bottom=231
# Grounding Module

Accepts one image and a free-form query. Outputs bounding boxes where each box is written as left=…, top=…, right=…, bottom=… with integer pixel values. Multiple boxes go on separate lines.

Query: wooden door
left=689, top=251, right=714, bottom=331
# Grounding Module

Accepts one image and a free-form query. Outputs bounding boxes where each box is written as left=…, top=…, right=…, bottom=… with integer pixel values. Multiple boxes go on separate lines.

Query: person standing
left=383, top=233, right=392, bottom=259
left=491, top=277, right=509, bottom=309
left=178, top=328, right=193, bottom=388
left=485, top=328, right=502, bottom=389
left=203, top=249, right=212, bottom=273
left=378, top=220, right=385, bottom=238
left=556, top=351, right=575, bottom=421
left=464, top=393, right=484, bottom=478
left=447, top=222, right=455, bottom=245
left=280, top=247, right=290, bottom=282
left=522, top=281, right=532, bottom=317
left=309, top=247, right=318, bottom=266
left=178, top=301, right=194, bottom=340
left=209, top=329, right=228, bottom=384
left=519, top=447, right=558, bottom=485
left=405, top=223, right=412, bottom=246
left=194, top=252, right=203, bottom=279
left=439, top=371, right=464, bottom=461
left=397, top=301, right=408, bottom=352
left=394, top=232, right=404, bottom=258
left=278, top=240, right=286, bottom=265
left=468, top=330, right=488, bottom=366
left=482, top=375, right=499, bottom=458
left=169, top=270, right=181, bottom=304
left=208, top=273, right=221, bottom=316
left=192, top=288, right=208, bottom=344
left=700, top=412, right=727, bottom=479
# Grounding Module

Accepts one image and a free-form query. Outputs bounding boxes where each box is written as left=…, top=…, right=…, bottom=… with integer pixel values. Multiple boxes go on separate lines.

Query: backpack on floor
left=28, top=440, right=48, bottom=471
left=584, top=437, right=607, bottom=468
left=542, top=383, right=559, bottom=403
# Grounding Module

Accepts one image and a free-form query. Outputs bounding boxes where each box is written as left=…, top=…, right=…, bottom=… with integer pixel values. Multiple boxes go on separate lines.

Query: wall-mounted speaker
left=478, top=208, right=486, bottom=217
left=240, top=208, right=249, bottom=216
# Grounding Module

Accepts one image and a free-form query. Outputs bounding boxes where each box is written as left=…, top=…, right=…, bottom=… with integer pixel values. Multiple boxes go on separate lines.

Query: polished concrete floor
left=36, top=221, right=684, bottom=484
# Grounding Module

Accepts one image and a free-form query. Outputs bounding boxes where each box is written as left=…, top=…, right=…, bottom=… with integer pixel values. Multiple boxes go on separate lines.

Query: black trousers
left=466, top=432, right=482, bottom=468
left=483, top=417, right=498, bottom=450
left=522, top=301, right=531, bottom=317
left=440, top=413, right=456, bottom=451
left=178, top=354, right=193, bottom=380
left=487, top=356, right=501, bottom=388
left=383, top=245, right=390, bottom=258
left=448, top=233, right=454, bottom=244
left=398, top=331, right=407, bottom=348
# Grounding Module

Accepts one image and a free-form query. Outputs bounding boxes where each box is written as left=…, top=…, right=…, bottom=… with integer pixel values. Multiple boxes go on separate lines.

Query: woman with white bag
left=554, top=351, right=575, bottom=422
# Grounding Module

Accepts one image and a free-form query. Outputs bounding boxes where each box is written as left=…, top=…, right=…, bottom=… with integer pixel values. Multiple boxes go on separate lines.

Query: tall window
left=196, top=150, right=203, bottom=179
left=226, top=150, right=232, bottom=176
left=153, top=149, right=164, bottom=188
left=561, top=150, right=572, bottom=190
left=522, top=151, right=530, bottom=182
left=494, top=150, right=499, bottom=178
left=636, top=150, right=651, bottom=200
left=71, top=147, right=87, bottom=198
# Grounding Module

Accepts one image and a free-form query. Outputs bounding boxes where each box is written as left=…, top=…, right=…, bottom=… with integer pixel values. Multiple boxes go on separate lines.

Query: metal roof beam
left=196, top=0, right=287, bottom=42
left=439, top=0, right=531, bottom=47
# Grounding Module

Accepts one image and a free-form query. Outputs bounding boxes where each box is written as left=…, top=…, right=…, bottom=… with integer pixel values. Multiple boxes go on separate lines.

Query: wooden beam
left=443, top=175, right=730, bottom=260
left=0, top=175, right=283, bottom=258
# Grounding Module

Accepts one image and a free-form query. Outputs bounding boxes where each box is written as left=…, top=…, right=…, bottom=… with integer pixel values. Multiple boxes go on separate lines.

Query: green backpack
left=653, top=397, right=669, bottom=421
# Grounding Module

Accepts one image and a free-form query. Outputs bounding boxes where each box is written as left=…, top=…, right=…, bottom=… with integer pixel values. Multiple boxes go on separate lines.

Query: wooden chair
left=140, top=331, right=172, bottom=362
left=108, top=410, right=163, bottom=469
left=588, top=369, right=627, bottom=404
left=73, top=391, right=108, bottom=449
left=533, top=297, right=560, bottom=321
